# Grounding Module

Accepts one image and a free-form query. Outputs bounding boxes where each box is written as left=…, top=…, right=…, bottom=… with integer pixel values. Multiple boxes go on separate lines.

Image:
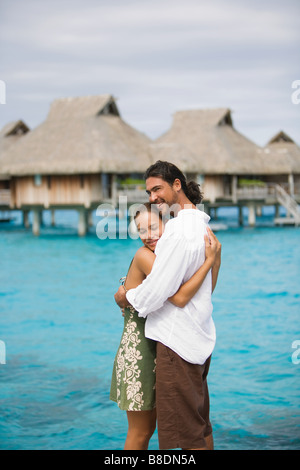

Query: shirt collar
left=178, top=208, right=210, bottom=224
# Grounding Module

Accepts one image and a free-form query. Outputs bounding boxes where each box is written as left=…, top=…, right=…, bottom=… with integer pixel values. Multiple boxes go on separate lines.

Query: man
left=115, top=160, right=221, bottom=450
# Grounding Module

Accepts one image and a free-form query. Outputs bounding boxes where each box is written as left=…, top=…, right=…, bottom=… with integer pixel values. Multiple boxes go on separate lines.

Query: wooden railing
left=0, top=189, right=11, bottom=206
left=236, top=186, right=269, bottom=199
left=117, top=184, right=148, bottom=203
left=235, top=183, right=300, bottom=201
left=274, top=184, right=300, bottom=223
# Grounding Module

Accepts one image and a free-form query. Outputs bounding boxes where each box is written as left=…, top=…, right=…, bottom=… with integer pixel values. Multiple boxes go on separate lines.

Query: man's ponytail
left=186, top=181, right=203, bottom=205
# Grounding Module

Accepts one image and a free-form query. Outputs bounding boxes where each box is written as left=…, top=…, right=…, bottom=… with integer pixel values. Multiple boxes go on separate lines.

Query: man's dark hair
left=144, top=160, right=203, bottom=205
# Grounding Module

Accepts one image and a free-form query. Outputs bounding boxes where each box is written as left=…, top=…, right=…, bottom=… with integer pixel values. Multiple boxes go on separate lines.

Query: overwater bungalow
left=1, top=96, right=299, bottom=234
left=1, top=95, right=152, bottom=234
left=0, top=120, right=30, bottom=215
left=262, top=130, right=300, bottom=193
left=151, top=108, right=300, bottom=225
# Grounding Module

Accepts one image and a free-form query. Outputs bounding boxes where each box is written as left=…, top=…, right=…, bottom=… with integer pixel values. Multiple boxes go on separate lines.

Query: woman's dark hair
left=134, top=202, right=163, bottom=223
left=144, top=160, right=203, bottom=205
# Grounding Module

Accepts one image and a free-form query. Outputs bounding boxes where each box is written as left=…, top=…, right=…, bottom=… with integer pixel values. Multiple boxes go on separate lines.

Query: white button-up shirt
left=126, top=209, right=216, bottom=365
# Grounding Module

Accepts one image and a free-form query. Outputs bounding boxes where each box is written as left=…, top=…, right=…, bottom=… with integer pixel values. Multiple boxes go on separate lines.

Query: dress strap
left=119, top=257, right=135, bottom=286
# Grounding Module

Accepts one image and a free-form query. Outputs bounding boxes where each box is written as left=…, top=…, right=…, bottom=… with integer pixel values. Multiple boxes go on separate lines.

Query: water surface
left=0, top=209, right=299, bottom=449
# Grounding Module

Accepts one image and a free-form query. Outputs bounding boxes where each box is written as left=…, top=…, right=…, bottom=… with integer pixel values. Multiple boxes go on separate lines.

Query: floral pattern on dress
left=115, top=309, right=145, bottom=411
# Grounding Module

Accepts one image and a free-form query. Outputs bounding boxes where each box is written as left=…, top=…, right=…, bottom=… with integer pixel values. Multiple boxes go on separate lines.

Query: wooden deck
left=0, top=189, right=11, bottom=207
left=0, top=182, right=299, bottom=234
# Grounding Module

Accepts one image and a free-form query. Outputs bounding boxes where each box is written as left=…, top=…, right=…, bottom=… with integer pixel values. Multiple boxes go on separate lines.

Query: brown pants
left=156, top=342, right=213, bottom=450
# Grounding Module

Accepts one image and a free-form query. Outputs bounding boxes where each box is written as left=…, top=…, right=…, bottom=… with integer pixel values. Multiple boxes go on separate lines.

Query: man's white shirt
left=126, top=209, right=216, bottom=365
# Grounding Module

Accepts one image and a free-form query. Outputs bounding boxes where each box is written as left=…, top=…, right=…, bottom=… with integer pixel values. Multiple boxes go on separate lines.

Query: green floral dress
left=110, top=304, right=157, bottom=411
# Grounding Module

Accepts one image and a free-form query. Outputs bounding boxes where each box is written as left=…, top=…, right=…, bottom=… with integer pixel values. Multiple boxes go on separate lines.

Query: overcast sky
left=0, top=0, right=299, bottom=146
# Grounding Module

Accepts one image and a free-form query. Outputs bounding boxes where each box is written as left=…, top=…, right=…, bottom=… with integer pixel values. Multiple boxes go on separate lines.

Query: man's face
left=145, top=177, right=180, bottom=216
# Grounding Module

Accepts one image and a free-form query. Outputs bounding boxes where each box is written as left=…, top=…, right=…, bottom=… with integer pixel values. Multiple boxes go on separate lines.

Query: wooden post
left=248, top=204, right=256, bottom=227
left=23, top=210, right=30, bottom=228
left=51, top=209, right=55, bottom=226
left=87, top=209, right=93, bottom=227
left=256, top=205, right=262, bottom=217
left=78, top=207, right=87, bottom=236
left=111, top=174, right=117, bottom=207
left=238, top=205, right=244, bottom=226
left=32, top=208, right=41, bottom=236
left=231, top=176, right=237, bottom=204
left=288, top=173, right=294, bottom=197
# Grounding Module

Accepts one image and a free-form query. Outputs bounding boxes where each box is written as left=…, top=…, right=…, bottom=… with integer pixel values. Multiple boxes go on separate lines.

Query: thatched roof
left=0, top=120, right=30, bottom=178
left=2, top=95, right=152, bottom=176
left=148, top=142, right=199, bottom=173
left=2, top=102, right=299, bottom=179
left=261, top=131, right=300, bottom=174
left=153, top=108, right=296, bottom=175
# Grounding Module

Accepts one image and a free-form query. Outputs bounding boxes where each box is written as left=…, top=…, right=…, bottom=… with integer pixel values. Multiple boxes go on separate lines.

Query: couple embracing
left=110, top=160, right=221, bottom=450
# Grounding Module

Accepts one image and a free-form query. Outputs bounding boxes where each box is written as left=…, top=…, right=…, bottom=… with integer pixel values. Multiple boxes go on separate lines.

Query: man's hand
left=114, top=285, right=130, bottom=309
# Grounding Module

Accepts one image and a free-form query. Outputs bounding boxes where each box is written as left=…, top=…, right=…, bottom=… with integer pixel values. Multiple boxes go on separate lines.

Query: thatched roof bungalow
left=153, top=108, right=262, bottom=173
left=1, top=96, right=299, bottom=232
left=0, top=120, right=30, bottom=159
left=262, top=131, right=300, bottom=191
left=2, top=95, right=152, bottom=216
left=0, top=120, right=30, bottom=207
left=3, top=95, right=152, bottom=176
left=151, top=108, right=300, bottom=203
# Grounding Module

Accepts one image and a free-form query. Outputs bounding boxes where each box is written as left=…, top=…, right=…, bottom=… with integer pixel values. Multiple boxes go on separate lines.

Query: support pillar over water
left=78, top=207, right=87, bottom=236
left=32, top=208, right=41, bottom=236
left=87, top=209, right=93, bottom=227
left=256, top=205, right=262, bottom=217
left=238, top=205, right=244, bottom=226
left=51, top=209, right=55, bottom=227
left=248, top=204, right=256, bottom=227
left=23, top=210, right=30, bottom=228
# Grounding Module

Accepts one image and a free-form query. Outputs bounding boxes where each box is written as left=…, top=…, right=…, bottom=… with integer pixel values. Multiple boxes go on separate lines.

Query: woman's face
left=135, top=210, right=164, bottom=252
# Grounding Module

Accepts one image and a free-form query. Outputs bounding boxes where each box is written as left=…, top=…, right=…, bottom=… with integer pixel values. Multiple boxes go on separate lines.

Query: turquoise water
left=0, top=208, right=299, bottom=450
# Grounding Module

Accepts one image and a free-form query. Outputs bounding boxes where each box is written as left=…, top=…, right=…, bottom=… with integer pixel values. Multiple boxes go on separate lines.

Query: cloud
left=2, top=0, right=299, bottom=57
left=0, top=0, right=299, bottom=144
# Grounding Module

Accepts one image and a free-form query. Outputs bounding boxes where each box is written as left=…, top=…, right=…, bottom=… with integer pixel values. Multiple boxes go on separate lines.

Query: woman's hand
left=206, top=227, right=222, bottom=293
left=114, top=285, right=128, bottom=308
left=204, top=227, right=221, bottom=266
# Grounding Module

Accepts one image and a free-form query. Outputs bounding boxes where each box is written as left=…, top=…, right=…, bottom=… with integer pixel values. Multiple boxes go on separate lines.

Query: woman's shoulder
left=134, top=246, right=151, bottom=261
left=134, top=246, right=155, bottom=276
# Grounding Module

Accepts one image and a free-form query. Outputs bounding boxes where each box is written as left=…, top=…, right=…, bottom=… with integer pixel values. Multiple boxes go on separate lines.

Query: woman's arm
left=211, top=247, right=221, bottom=294
left=168, top=228, right=220, bottom=308
left=134, top=228, right=221, bottom=310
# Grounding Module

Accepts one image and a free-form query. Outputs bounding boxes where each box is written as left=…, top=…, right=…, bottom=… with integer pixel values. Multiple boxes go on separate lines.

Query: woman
left=110, top=203, right=220, bottom=450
